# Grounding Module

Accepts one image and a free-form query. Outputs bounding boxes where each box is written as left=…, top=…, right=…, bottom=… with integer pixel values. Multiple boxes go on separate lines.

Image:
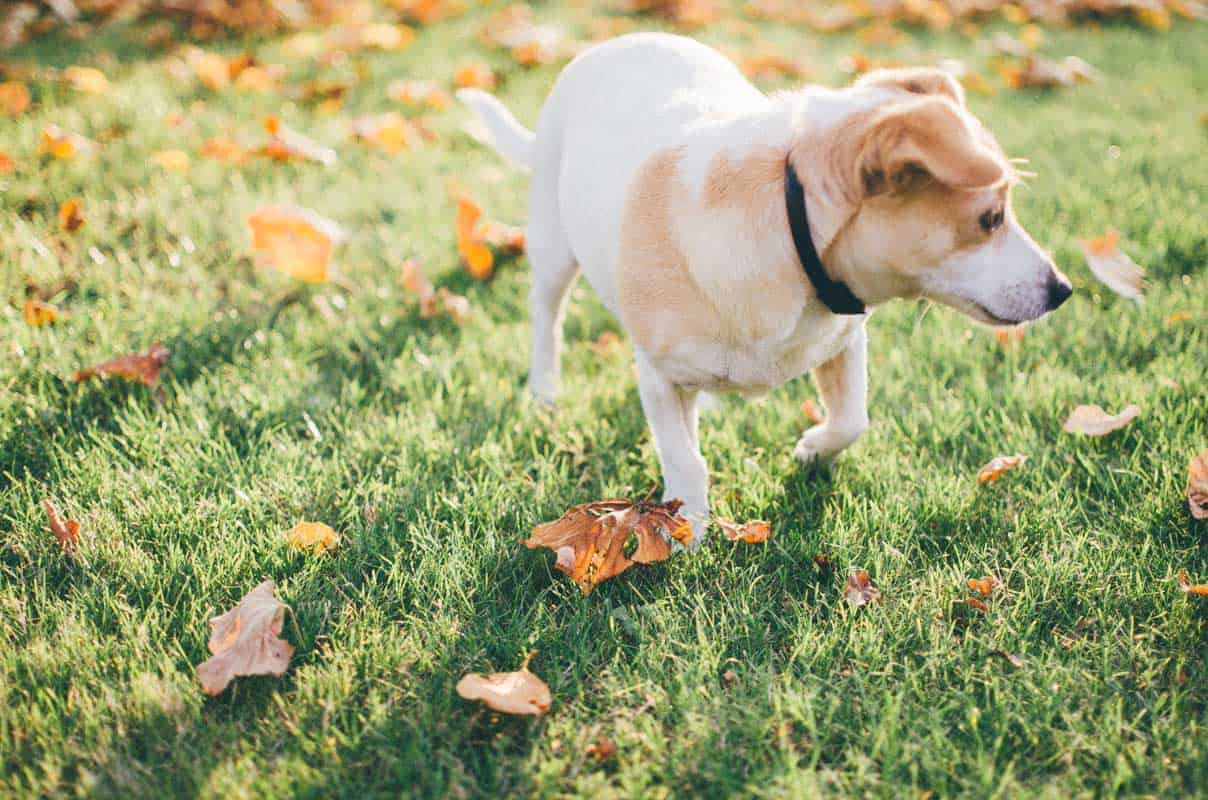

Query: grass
left=2, top=4, right=1206, bottom=798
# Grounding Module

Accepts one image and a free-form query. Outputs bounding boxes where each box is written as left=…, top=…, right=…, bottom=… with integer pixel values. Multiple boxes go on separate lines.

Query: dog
left=459, top=33, right=1072, bottom=545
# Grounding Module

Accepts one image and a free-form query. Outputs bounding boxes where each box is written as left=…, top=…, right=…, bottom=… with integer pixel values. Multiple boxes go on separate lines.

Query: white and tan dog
left=459, top=33, right=1071, bottom=544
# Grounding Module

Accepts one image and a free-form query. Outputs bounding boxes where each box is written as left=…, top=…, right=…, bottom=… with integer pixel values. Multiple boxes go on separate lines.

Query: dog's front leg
left=795, top=324, right=870, bottom=465
left=635, top=352, right=709, bottom=549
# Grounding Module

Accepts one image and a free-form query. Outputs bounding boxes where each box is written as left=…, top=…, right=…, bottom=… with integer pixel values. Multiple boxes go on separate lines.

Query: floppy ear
left=856, top=67, right=967, bottom=107
left=857, top=96, right=1006, bottom=195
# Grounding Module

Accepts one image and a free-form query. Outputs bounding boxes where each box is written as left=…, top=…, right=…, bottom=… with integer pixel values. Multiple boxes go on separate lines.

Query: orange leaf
left=844, top=568, right=881, bottom=608
left=1178, top=570, right=1208, bottom=596
left=152, top=149, right=190, bottom=173
left=525, top=498, right=692, bottom=594
left=23, top=299, right=58, bottom=325
left=453, top=62, right=496, bottom=89
left=200, top=136, right=247, bottom=164
left=0, top=81, right=31, bottom=116
left=456, top=666, right=551, bottom=715
left=247, top=205, right=343, bottom=283
left=1062, top=404, right=1141, bottom=436
left=1188, top=448, right=1208, bottom=521
left=0, top=151, right=14, bottom=172
left=967, top=576, right=997, bottom=597
left=63, top=66, right=109, bottom=94
left=717, top=518, right=770, bottom=543
left=455, top=195, right=494, bottom=279
left=585, top=736, right=617, bottom=759
left=349, top=112, right=424, bottom=155
left=285, top=522, right=340, bottom=554
left=1079, top=229, right=1145, bottom=301
left=976, top=454, right=1026, bottom=485
left=74, top=343, right=170, bottom=386
left=388, top=79, right=452, bottom=110
left=40, top=125, right=95, bottom=160
left=196, top=580, right=294, bottom=695
left=58, top=198, right=85, bottom=232
left=258, top=114, right=336, bottom=165
left=43, top=499, right=80, bottom=554
left=963, top=596, right=989, bottom=612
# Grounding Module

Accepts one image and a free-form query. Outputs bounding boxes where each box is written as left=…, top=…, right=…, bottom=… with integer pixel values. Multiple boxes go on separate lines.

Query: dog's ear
left=857, top=96, right=1006, bottom=195
left=856, top=67, right=967, bottom=107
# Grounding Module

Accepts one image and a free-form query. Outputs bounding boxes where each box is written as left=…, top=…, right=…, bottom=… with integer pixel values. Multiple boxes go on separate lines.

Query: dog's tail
left=456, top=89, right=535, bottom=172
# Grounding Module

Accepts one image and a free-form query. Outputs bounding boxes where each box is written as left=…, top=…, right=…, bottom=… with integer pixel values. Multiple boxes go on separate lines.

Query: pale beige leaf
left=456, top=668, right=551, bottom=715
left=247, top=205, right=343, bottom=283
left=976, top=454, right=1027, bottom=485
left=1080, top=230, right=1145, bottom=302
left=844, top=568, right=881, bottom=608
left=1062, top=404, right=1141, bottom=436
left=196, top=580, right=293, bottom=695
left=716, top=518, right=770, bottom=543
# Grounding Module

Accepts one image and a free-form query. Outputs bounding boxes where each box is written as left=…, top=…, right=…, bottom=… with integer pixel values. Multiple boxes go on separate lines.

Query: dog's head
left=792, top=68, right=1071, bottom=325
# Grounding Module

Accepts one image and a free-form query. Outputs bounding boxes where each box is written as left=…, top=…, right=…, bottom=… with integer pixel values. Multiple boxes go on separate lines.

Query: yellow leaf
left=286, top=521, right=340, bottom=554
left=152, top=149, right=190, bottom=173
left=63, top=66, right=110, bottom=94
left=40, top=125, right=95, bottom=160
left=23, top=299, right=58, bottom=325
left=247, top=205, right=343, bottom=283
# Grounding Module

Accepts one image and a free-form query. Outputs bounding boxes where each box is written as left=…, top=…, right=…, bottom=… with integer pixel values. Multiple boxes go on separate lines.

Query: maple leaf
left=74, top=343, right=170, bottom=386
left=196, top=580, right=294, bottom=695
left=286, top=522, right=339, bottom=554
left=976, top=454, right=1027, bottom=484
left=456, top=662, right=552, bottom=716
left=525, top=498, right=692, bottom=595
left=717, top=518, right=771, bottom=543
left=1062, top=404, right=1141, bottom=436
left=1188, top=448, right=1208, bottom=521
left=247, top=205, right=343, bottom=283
left=844, top=568, right=881, bottom=608
left=1079, top=229, right=1145, bottom=301
left=43, top=498, right=80, bottom=554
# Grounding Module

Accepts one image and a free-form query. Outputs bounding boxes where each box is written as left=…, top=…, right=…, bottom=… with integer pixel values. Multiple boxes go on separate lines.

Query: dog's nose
left=1045, top=273, right=1073, bottom=310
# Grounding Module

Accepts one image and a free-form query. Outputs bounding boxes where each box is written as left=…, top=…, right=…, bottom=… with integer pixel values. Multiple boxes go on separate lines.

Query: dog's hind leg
left=794, top=324, right=870, bottom=465
left=525, top=188, right=578, bottom=406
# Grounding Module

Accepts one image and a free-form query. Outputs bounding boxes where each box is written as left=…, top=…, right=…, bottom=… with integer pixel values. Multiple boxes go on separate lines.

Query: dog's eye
left=979, top=208, right=1004, bottom=233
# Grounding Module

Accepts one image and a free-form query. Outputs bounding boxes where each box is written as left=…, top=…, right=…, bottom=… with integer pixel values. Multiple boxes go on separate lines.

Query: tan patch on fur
left=618, top=148, right=719, bottom=356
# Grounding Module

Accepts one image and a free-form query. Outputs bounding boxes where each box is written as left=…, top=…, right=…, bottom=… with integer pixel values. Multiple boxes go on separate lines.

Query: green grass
left=2, top=5, right=1207, bottom=798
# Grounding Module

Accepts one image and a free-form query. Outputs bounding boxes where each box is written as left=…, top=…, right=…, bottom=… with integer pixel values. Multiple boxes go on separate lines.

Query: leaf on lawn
left=63, top=65, right=109, bottom=94
left=152, top=149, right=190, bottom=173
left=585, top=735, right=617, bottom=759
left=23, top=299, right=58, bottom=325
left=740, top=51, right=810, bottom=82
left=963, top=596, right=989, bottom=612
left=1079, top=228, right=1145, bottom=301
left=455, top=195, right=523, bottom=280
left=481, top=6, right=575, bottom=66
left=286, top=522, right=339, bottom=554
left=259, top=114, right=337, bottom=165
left=844, top=567, right=881, bottom=608
left=456, top=664, right=551, bottom=716
left=1188, top=448, right=1208, bottom=521
left=350, top=112, right=426, bottom=154
left=40, top=124, right=96, bottom=160
left=525, top=498, right=692, bottom=595
left=401, top=259, right=471, bottom=324
left=391, top=0, right=462, bottom=25
left=328, top=22, right=416, bottom=53
left=453, top=62, right=495, bottom=89
left=196, top=579, right=294, bottom=695
left=717, top=518, right=770, bottom=543
left=976, top=454, right=1026, bottom=484
left=247, top=205, right=344, bottom=283
left=74, top=343, right=169, bottom=386
left=967, top=576, right=997, bottom=597
left=0, top=81, right=31, bottom=116
left=801, top=398, right=826, bottom=426
left=1178, top=570, right=1208, bottom=596
left=200, top=136, right=248, bottom=164
left=990, top=649, right=1025, bottom=668
left=388, top=78, right=452, bottom=110
left=0, top=151, right=14, bottom=172
left=1000, top=55, right=1098, bottom=89
left=1062, top=404, right=1141, bottom=436
left=58, top=197, right=85, bottom=232
left=590, top=331, right=624, bottom=358
left=43, top=498, right=80, bottom=554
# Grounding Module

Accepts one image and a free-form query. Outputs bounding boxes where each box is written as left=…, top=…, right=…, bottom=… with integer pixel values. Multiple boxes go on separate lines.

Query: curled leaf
left=976, top=454, right=1026, bottom=485
left=1062, top=404, right=1141, bottom=436
left=455, top=196, right=494, bottom=279
left=1188, top=448, right=1208, bottom=521
left=525, top=498, right=691, bottom=594
left=1079, top=229, right=1145, bottom=301
left=196, top=580, right=294, bottom=695
left=43, top=498, right=80, bottom=554
left=456, top=666, right=551, bottom=715
left=259, top=114, right=336, bottom=165
left=1179, top=570, right=1208, bottom=596
left=717, top=518, right=770, bottom=543
left=286, top=522, right=339, bottom=554
left=247, top=205, right=343, bottom=283
left=967, top=576, right=997, bottom=597
left=74, top=343, right=170, bottom=386
left=844, top=568, right=881, bottom=608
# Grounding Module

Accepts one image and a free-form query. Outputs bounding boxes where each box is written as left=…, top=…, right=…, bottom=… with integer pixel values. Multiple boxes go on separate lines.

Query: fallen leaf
left=585, top=735, right=617, bottom=759
left=0, top=80, right=30, bottom=116
left=40, top=124, right=96, bottom=160
left=329, top=22, right=416, bottom=52
left=994, top=326, right=1025, bottom=346
left=1178, top=570, right=1208, bottom=596
left=247, top=205, right=343, bottom=283
left=152, top=149, right=190, bottom=173
left=453, top=62, right=495, bottom=89
left=717, top=518, right=770, bottom=543
left=967, top=576, right=997, bottom=597
left=259, top=114, right=337, bottom=165
left=989, top=649, right=1025, bottom=668
left=74, top=343, right=170, bottom=386
left=740, top=52, right=809, bottom=81
left=1000, top=55, right=1098, bottom=89
left=63, top=65, right=108, bottom=93
left=58, top=197, right=84, bottom=232
left=0, top=151, right=14, bottom=172
left=1188, top=448, right=1208, bottom=521
left=481, top=6, right=574, bottom=66
left=391, top=0, right=462, bottom=25
left=801, top=398, right=825, bottom=426
left=349, top=112, right=425, bottom=154
left=525, top=498, right=692, bottom=595
left=1062, top=404, right=1141, bottom=436
left=456, top=662, right=551, bottom=715
left=196, top=580, right=294, bottom=695
left=455, top=195, right=494, bottom=279
left=200, top=136, right=247, bottom=164
left=23, top=299, right=58, bottom=325
left=844, top=568, right=881, bottom=608
left=438, top=287, right=471, bottom=324
left=286, top=521, right=339, bottom=554
left=43, top=498, right=80, bottom=554
left=388, top=78, right=452, bottom=110
left=1079, top=229, right=1145, bottom=301
left=963, top=596, right=989, bottom=612
left=976, top=454, right=1027, bottom=484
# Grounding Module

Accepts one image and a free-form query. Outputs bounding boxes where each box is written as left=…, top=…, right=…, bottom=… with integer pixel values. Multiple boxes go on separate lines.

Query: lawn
left=2, top=3, right=1206, bottom=798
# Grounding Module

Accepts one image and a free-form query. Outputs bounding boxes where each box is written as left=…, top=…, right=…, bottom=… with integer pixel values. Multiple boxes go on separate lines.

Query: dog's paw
left=793, top=427, right=842, bottom=466
left=526, top=378, right=559, bottom=408
left=669, top=504, right=709, bottom=553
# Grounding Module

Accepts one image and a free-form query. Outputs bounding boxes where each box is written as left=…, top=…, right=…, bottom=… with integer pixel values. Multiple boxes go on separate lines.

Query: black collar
left=784, top=158, right=865, bottom=315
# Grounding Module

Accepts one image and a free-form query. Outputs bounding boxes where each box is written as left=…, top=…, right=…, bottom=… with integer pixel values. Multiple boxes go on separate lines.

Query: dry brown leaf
left=390, top=0, right=463, bottom=25
left=0, top=81, right=30, bottom=116
left=967, top=576, right=997, bottom=597
left=525, top=498, right=692, bottom=594
left=286, top=521, right=339, bottom=554
left=585, top=735, right=617, bottom=759
left=1000, top=55, right=1098, bottom=89
left=976, top=454, right=1027, bottom=484
left=247, top=205, right=343, bottom=283
left=196, top=580, right=294, bottom=695
left=1188, top=448, right=1208, bottom=521
left=455, top=195, right=494, bottom=279
left=801, top=398, right=826, bottom=426
left=1062, top=404, right=1141, bottom=436
left=717, top=518, right=770, bottom=543
left=74, top=343, right=169, bottom=386
left=58, top=197, right=84, bottom=232
left=43, top=498, right=80, bottom=554
left=1079, top=229, right=1145, bottom=301
left=481, top=6, right=573, bottom=66
left=23, top=299, right=58, bottom=325
left=1178, top=570, right=1208, bottom=596
left=844, top=568, right=881, bottom=608
left=456, top=664, right=551, bottom=715
left=963, top=596, right=989, bottom=612
left=990, top=649, right=1025, bottom=668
